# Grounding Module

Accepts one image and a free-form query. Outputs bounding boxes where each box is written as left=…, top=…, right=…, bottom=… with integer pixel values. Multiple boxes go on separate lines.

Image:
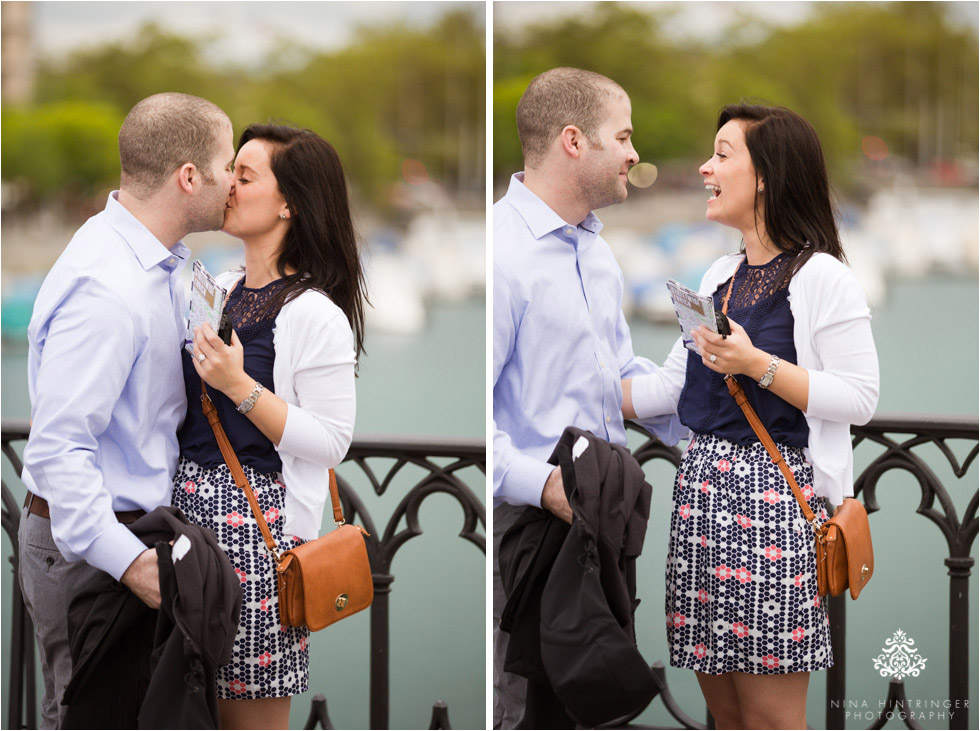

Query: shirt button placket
left=576, top=239, right=614, bottom=439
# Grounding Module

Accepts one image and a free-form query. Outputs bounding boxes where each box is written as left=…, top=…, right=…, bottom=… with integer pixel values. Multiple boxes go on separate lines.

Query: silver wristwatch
left=236, top=381, right=265, bottom=414
left=758, top=354, right=780, bottom=389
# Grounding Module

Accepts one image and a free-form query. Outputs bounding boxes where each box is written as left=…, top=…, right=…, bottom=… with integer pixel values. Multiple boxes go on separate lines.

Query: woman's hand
left=192, top=323, right=253, bottom=403
left=692, top=319, right=811, bottom=412
left=691, top=319, right=770, bottom=378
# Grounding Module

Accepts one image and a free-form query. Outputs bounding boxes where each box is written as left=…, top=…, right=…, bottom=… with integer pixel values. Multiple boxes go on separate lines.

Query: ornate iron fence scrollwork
left=2, top=414, right=976, bottom=729
left=621, top=414, right=977, bottom=731
left=331, top=435, right=485, bottom=730
left=0, top=420, right=484, bottom=731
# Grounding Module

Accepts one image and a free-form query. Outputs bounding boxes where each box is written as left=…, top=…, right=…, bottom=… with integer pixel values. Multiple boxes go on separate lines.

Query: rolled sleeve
left=616, top=309, right=688, bottom=446
left=803, top=270, right=880, bottom=425
left=628, top=334, right=689, bottom=426
left=277, top=314, right=356, bottom=469
left=23, top=278, right=145, bottom=579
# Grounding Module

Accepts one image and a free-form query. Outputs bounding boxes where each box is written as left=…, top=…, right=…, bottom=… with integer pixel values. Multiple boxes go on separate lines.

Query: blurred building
left=2, top=1, right=35, bottom=104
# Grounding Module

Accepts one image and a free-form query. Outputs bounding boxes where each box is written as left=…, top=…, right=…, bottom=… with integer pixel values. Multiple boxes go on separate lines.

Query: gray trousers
left=493, top=504, right=528, bottom=729
left=18, top=512, right=103, bottom=729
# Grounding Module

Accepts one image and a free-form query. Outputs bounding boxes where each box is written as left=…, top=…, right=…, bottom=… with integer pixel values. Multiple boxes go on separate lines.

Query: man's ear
left=560, top=125, right=584, bottom=159
left=176, top=163, right=197, bottom=194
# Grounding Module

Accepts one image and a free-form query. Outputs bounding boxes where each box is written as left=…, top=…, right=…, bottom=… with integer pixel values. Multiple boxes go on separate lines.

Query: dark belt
left=24, top=492, right=146, bottom=525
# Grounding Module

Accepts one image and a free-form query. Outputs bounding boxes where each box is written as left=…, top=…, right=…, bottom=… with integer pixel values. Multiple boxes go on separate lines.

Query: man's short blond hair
left=118, top=92, right=230, bottom=198
left=516, top=68, right=626, bottom=168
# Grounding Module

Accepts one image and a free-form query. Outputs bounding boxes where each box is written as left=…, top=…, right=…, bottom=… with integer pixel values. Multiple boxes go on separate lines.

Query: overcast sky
left=31, top=2, right=485, bottom=65
left=493, top=1, right=979, bottom=42
left=26, top=1, right=979, bottom=65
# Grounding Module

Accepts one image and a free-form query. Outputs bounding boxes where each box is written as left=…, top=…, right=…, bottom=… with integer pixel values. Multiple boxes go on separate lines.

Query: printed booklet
left=666, top=278, right=719, bottom=357
left=186, top=260, right=227, bottom=355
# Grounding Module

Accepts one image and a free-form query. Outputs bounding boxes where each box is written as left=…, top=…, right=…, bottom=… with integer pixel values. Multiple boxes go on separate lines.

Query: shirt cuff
left=636, top=413, right=690, bottom=446
left=498, top=453, right=554, bottom=509
left=84, top=522, right=151, bottom=581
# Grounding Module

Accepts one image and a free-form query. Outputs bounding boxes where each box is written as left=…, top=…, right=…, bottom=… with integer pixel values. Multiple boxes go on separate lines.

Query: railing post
left=826, top=594, right=846, bottom=729
left=370, top=573, right=394, bottom=730
left=945, top=557, right=972, bottom=730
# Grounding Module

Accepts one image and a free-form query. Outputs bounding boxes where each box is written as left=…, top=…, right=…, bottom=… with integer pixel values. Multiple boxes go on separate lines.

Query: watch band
left=758, top=354, right=780, bottom=389
left=236, top=381, right=265, bottom=414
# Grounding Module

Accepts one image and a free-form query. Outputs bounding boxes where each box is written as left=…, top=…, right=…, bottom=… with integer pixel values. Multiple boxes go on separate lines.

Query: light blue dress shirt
left=23, top=191, right=190, bottom=580
left=493, top=173, right=688, bottom=508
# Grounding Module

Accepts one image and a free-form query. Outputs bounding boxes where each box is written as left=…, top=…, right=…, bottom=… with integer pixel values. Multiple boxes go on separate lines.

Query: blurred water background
left=1, top=2, right=485, bottom=729
left=495, top=3, right=977, bottom=729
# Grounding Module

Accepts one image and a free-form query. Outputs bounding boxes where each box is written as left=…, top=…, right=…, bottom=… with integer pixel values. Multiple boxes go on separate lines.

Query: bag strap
left=718, top=262, right=821, bottom=535
left=199, top=382, right=346, bottom=565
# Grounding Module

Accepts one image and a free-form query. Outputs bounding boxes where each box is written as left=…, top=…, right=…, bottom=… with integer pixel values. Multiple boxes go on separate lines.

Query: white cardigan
left=630, top=253, right=879, bottom=505
left=216, top=272, right=356, bottom=538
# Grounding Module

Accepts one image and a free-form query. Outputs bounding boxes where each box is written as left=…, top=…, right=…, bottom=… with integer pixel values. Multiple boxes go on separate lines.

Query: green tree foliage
left=3, top=12, right=485, bottom=212
left=266, top=10, right=486, bottom=207
left=493, top=2, right=978, bottom=186
left=2, top=101, right=121, bottom=199
left=35, top=25, right=230, bottom=112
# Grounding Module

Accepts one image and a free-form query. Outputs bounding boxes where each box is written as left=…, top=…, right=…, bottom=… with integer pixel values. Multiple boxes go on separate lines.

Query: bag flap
left=285, top=525, right=373, bottom=631
left=830, top=498, right=874, bottom=599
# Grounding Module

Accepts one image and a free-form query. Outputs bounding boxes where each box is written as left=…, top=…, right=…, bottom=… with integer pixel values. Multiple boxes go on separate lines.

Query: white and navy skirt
left=665, top=433, right=833, bottom=675
left=172, top=456, right=310, bottom=699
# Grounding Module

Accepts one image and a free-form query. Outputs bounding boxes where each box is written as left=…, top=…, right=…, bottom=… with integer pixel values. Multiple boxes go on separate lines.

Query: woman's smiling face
left=222, top=139, right=290, bottom=239
left=699, top=119, right=762, bottom=234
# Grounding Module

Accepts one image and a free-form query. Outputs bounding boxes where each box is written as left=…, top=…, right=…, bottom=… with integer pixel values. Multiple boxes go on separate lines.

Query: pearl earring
left=758, top=187, right=764, bottom=193
left=280, top=214, right=287, bottom=219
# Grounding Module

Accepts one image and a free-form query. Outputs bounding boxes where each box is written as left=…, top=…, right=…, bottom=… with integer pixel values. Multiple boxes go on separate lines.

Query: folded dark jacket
left=62, top=506, right=242, bottom=729
left=499, top=427, right=661, bottom=728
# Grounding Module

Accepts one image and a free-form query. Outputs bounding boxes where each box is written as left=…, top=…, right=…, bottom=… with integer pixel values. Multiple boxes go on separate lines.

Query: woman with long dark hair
left=622, top=105, right=879, bottom=728
left=172, top=124, right=368, bottom=729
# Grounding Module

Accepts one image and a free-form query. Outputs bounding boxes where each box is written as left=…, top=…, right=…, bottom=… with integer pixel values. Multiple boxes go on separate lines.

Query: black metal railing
left=622, top=413, right=977, bottom=731
left=4, top=415, right=977, bottom=729
left=0, top=420, right=485, bottom=730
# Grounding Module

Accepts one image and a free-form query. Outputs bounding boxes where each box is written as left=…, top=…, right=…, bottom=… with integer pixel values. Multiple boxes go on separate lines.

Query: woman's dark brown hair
left=718, top=104, right=846, bottom=287
left=238, top=123, right=367, bottom=362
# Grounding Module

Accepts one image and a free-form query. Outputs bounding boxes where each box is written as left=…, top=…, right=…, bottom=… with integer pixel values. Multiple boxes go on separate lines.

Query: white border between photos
left=484, top=1, right=495, bottom=729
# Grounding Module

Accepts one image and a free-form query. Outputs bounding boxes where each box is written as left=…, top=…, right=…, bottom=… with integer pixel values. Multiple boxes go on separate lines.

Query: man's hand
left=120, top=548, right=162, bottom=609
left=541, top=466, right=573, bottom=524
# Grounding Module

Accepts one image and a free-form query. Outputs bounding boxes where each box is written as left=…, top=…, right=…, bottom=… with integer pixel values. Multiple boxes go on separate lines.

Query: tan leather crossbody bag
left=718, top=265, right=873, bottom=599
left=201, top=382, right=374, bottom=629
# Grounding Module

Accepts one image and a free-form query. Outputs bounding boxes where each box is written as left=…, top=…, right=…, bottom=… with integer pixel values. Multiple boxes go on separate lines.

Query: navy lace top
left=178, top=277, right=286, bottom=473
left=677, top=254, right=810, bottom=448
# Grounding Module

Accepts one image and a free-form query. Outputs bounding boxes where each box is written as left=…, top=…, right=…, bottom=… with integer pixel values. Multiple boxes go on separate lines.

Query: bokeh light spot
left=861, top=136, right=888, bottom=161
left=402, top=158, right=429, bottom=185
left=628, top=162, right=658, bottom=188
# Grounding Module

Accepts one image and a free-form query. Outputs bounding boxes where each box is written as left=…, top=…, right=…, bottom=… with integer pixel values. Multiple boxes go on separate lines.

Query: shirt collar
left=505, top=173, right=604, bottom=241
left=103, top=191, right=188, bottom=272
left=579, top=209, right=603, bottom=235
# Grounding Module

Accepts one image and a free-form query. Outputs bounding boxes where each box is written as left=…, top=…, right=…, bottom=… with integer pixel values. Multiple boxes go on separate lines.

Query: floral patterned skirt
left=172, top=456, right=310, bottom=698
left=665, top=433, right=833, bottom=675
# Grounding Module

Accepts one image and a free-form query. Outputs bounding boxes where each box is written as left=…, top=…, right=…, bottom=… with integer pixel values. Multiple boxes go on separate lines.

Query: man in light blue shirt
left=492, top=68, right=687, bottom=728
left=20, top=93, right=235, bottom=729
